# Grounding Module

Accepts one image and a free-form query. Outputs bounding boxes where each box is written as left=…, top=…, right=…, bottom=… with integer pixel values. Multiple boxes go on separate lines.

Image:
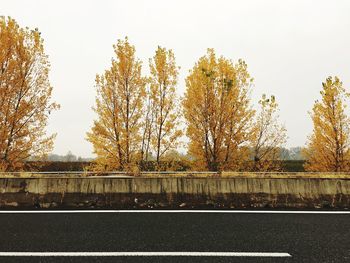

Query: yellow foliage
left=86, top=37, right=147, bottom=171
left=251, top=94, right=287, bottom=171
left=183, top=49, right=255, bottom=171
left=303, top=76, right=350, bottom=172
left=0, top=17, right=59, bottom=171
left=146, top=46, right=182, bottom=166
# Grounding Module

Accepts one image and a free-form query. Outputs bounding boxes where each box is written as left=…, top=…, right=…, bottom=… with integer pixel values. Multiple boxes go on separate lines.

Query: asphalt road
left=0, top=211, right=349, bottom=263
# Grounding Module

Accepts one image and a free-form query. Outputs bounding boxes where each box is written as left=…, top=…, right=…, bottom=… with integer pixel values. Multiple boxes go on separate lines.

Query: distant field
left=2, top=160, right=347, bottom=179
left=21, top=160, right=306, bottom=172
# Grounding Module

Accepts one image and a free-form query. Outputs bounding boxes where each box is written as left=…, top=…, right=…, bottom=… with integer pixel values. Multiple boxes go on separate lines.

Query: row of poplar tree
left=86, top=37, right=287, bottom=172
left=0, top=17, right=348, bottom=172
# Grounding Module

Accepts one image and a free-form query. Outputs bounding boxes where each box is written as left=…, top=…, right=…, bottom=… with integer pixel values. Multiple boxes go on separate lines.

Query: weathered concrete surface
left=0, top=177, right=349, bottom=209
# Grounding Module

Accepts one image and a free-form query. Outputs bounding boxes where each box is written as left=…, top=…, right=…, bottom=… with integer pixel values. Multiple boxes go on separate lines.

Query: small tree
left=0, top=17, right=59, bottom=171
left=251, top=94, right=287, bottom=171
left=87, top=37, right=147, bottom=171
left=183, top=49, right=255, bottom=171
left=303, top=76, right=350, bottom=172
left=64, top=151, right=77, bottom=162
left=148, top=46, right=182, bottom=167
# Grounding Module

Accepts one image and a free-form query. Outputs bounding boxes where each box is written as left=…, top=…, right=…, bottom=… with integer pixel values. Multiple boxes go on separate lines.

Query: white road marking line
left=0, top=210, right=349, bottom=214
left=0, top=252, right=291, bottom=257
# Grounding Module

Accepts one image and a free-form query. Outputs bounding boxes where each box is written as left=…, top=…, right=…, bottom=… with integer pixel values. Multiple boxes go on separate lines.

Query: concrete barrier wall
left=0, top=177, right=349, bottom=209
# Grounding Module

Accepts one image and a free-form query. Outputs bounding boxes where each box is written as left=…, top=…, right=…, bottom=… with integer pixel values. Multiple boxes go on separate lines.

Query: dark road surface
left=0, top=211, right=349, bottom=263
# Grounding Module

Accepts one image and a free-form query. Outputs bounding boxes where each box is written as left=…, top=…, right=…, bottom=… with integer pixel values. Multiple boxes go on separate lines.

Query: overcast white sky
left=1, top=0, right=350, bottom=157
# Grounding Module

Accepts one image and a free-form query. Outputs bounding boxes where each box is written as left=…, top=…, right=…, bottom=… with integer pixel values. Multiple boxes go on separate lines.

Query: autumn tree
left=303, top=76, right=350, bottom=172
left=87, top=37, right=147, bottom=171
left=148, top=46, right=182, bottom=166
left=251, top=94, right=287, bottom=171
left=183, top=49, right=255, bottom=171
left=0, top=17, right=59, bottom=172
